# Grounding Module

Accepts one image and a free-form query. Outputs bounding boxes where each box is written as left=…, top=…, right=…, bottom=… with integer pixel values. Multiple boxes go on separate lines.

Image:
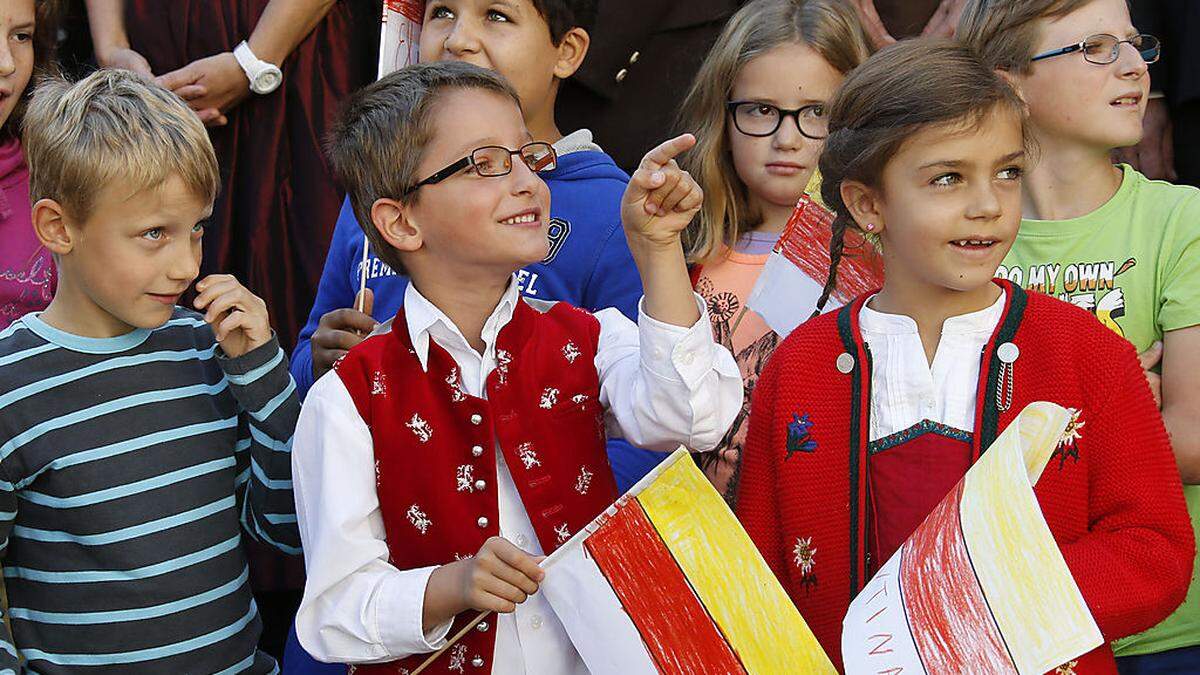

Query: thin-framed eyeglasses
left=726, top=101, right=829, bottom=140
left=404, top=141, right=557, bottom=196
left=1030, top=33, right=1160, bottom=65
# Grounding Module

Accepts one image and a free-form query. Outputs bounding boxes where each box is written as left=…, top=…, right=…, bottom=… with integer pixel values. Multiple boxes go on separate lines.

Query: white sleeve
left=292, top=373, right=453, bottom=663
left=593, top=294, right=741, bottom=452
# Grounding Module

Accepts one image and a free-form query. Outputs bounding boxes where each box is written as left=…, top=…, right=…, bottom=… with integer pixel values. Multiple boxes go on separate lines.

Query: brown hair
left=3, top=0, right=62, bottom=139
left=23, top=69, right=219, bottom=219
left=326, top=60, right=521, bottom=274
left=815, top=39, right=1027, bottom=313
left=957, top=0, right=1098, bottom=74
left=678, top=0, right=871, bottom=264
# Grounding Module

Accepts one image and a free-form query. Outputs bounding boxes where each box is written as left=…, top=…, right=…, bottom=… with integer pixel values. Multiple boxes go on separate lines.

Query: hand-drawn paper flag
left=842, top=402, right=1103, bottom=674
left=379, top=1, right=423, bottom=78
left=540, top=449, right=835, bottom=674
left=744, top=182, right=882, bottom=338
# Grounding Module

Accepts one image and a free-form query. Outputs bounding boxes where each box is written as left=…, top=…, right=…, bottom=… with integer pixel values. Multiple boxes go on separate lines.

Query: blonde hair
left=679, top=0, right=871, bottom=264
left=958, top=0, right=1098, bottom=74
left=22, top=69, right=219, bottom=218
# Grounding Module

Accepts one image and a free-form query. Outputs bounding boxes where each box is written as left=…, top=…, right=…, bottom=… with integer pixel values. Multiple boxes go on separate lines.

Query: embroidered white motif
left=445, top=367, right=467, bottom=402
left=575, top=465, right=594, bottom=495
left=518, top=442, right=541, bottom=469
left=448, top=644, right=467, bottom=673
left=407, top=504, right=431, bottom=534
left=793, top=536, right=817, bottom=575
left=571, top=394, right=589, bottom=405
left=562, top=341, right=581, bottom=363
left=539, top=387, right=559, bottom=409
left=374, top=459, right=382, bottom=489
left=456, top=465, right=476, bottom=493
left=1055, top=660, right=1079, bottom=675
left=496, top=349, right=512, bottom=385
left=370, top=371, right=387, bottom=395
left=555, top=522, right=571, bottom=544
left=406, top=413, right=433, bottom=443
left=1061, top=408, right=1085, bottom=447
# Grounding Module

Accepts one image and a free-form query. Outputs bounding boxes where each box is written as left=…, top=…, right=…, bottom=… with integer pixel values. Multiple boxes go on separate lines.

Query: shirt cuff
left=217, top=332, right=283, bottom=375
left=375, top=565, right=454, bottom=657
left=637, top=293, right=718, bottom=388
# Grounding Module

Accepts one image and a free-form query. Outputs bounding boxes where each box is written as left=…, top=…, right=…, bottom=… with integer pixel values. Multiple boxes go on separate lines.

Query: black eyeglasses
left=1031, top=33, right=1160, bottom=65
left=404, top=141, right=557, bottom=196
left=726, top=101, right=829, bottom=140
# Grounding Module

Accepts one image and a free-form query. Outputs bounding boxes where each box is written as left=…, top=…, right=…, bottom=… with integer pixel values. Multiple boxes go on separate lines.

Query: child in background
left=292, top=0, right=659, bottom=492
left=678, top=0, right=873, bottom=501
left=736, top=40, right=1193, bottom=672
left=0, top=70, right=300, bottom=673
left=959, top=2, right=1200, bottom=668
left=291, top=60, right=740, bottom=672
left=0, top=0, right=56, bottom=328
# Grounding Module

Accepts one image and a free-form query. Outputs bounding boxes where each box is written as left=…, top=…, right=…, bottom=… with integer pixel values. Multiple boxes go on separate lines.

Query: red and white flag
left=745, top=193, right=883, bottom=338
left=379, top=1, right=424, bottom=77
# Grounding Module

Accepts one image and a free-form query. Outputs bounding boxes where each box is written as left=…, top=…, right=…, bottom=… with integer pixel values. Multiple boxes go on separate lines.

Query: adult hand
left=156, top=52, right=251, bottom=127
left=310, top=288, right=377, bottom=381
left=921, top=0, right=967, bottom=39
left=852, top=0, right=896, bottom=50
left=96, top=46, right=154, bottom=78
left=1114, top=98, right=1176, bottom=180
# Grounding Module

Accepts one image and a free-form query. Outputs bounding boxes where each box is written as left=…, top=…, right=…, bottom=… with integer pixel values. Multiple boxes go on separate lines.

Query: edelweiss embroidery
left=445, top=367, right=466, bottom=402
left=456, top=465, right=475, bottom=493
left=555, top=522, right=571, bottom=544
left=1052, top=408, right=1085, bottom=469
left=571, top=393, right=589, bottom=405
left=562, top=341, right=581, bottom=363
left=518, top=442, right=541, bottom=469
left=785, top=413, right=818, bottom=459
left=496, top=349, right=512, bottom=385
left=793, top=536, right=818, bottom=591
left=370, top=371, right=387, bottom=396
left=406, top=504, right=431, bottom=534
left=539, top=387, right=559, bottom=409
left=1055, top=660, right=1078, bottom=675
left=448, top=644, right=467, bottom=673
left=406, top=413, right=433, bottom=443
left=575, top=465, right=594, bottom=495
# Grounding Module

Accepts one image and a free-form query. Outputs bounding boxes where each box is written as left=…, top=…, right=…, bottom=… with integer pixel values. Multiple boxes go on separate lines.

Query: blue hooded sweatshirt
left=290, top=133, right=669, bottom=491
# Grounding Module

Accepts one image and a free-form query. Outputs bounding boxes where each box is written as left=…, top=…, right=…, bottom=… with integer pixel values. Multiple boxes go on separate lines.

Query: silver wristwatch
left=233, top=41, right=282, bottom=95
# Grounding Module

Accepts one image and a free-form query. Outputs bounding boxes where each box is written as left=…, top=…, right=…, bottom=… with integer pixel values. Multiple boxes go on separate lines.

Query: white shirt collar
left=860, top=289, right=1007, bottom=337
left=403, top=275, right=523, bottom=371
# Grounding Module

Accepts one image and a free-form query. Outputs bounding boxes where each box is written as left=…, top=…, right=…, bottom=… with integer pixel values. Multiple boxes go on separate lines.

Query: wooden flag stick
left=356, top=235, right=370, bottom=313
left=410, top=610, right=492, bottom=675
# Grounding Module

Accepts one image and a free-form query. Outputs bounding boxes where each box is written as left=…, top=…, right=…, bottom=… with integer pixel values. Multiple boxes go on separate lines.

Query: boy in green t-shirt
left=961, top=0, right=1200, bottom=668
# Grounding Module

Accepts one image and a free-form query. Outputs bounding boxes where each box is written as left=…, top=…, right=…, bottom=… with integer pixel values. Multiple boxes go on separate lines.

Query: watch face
left=254, top=68, right=282, bottom=94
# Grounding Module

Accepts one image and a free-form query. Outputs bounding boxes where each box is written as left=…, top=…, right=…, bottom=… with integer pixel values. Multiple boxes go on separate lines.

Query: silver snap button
left=471, top=656, right=485, bottom=668
left=997, top=342, right=1020, bottom=364
left=530, top=614, right=544, bottom=630
left=471, top=445, right=484, bottom=457
left=470, top=413, right=483, bottom=425
left=476, top=621, right=490, bottom=632
left=629, top=51, right=639, bottom=64
left=477, top=516, right=489, bottom=528
left=615, top=68, right=628, bottom=83
left=836, top=352, right=855, bottom=374
left=474, top=479, right=487, bottom=491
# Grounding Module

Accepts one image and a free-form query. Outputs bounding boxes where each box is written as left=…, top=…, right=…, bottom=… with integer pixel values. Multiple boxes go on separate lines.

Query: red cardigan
left=736, top=282, right=1194, bottom=672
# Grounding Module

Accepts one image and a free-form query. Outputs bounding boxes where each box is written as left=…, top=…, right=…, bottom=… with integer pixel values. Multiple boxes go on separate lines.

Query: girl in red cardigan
left=736, top=40, right=1194, bottom=673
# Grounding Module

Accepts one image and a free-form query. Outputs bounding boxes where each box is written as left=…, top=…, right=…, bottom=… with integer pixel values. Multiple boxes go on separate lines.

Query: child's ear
left=840, top=180, right=885, bottom=235
left=32, top=198, right=75, bottom=255
left=372, top=197, right=423, bottom=253
left=553, top=27, right=590, bottom=80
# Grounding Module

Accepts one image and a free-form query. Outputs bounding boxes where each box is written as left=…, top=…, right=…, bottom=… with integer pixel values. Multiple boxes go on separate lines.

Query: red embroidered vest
left=335, top=297, right=618, bottom=675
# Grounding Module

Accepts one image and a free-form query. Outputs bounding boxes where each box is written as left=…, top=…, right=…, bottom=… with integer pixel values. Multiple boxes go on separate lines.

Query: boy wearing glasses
left=290, top=61, right=740, bottom=672
left=961, top=0, right=1200, bottom=670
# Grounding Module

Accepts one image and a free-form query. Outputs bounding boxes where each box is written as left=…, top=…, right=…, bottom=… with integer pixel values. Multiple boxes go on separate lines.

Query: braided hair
left=812, top=38, right=1027, bottom=315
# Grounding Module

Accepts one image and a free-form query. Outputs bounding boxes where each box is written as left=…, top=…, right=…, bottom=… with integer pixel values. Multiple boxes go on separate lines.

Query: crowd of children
left=0, top=0, right=1196, bottom=673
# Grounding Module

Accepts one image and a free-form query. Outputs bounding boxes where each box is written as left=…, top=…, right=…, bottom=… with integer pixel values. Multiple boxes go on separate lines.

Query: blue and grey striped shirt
left=0, top=309, right=300, bottom=673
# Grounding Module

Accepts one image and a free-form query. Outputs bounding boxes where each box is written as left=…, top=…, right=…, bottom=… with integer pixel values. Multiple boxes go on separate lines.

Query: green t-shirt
left=998, top=164, right=1200, bottom=656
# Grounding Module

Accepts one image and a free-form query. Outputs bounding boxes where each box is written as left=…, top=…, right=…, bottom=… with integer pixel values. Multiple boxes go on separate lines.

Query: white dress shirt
left=859, top=292, right=1006, bottom=443
left=292, top=277, right=741, bottom=669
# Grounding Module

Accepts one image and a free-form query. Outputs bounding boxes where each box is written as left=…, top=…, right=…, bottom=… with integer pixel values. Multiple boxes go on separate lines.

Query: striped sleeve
left=219, top=336, right=302, bottom=555
left=0, top=467, right=20, bottom=671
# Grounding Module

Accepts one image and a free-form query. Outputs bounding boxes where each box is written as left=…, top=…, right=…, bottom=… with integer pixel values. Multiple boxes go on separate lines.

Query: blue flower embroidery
left=786, top=413, right=817, bottom=460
